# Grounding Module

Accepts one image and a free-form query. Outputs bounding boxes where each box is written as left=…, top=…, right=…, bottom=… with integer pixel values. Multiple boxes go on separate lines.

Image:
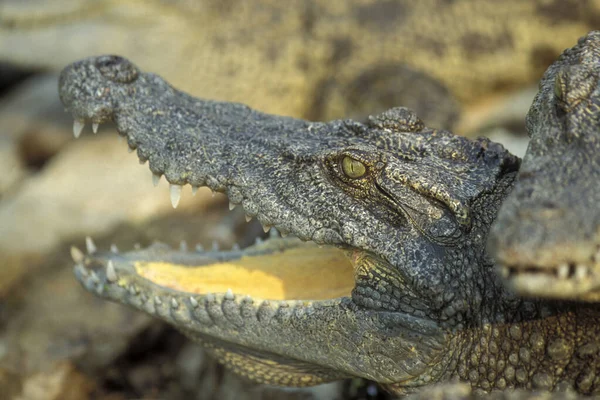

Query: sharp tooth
left=152, top=173, right=161, bottom=187
left=110, top=244, right=119, bottom=253
left=206, top=293, right=215, bottom=302
left=128, top=285, right=138, bottom=295
left=70, top=246, right=85, bottom=263
left=191, top=186, right=199, bottom=196
left=189, top=297, right=199, bottom=308
left=269, top=228, right=279, bottom=238
left=170, top=184, right=182, bottom=208
left=92, top=123, right=99, bottom=134
left=127, top=147, right=134, bottom=153
left=280, top=230, right=289, bottom=238
left=229, top=202, right=236, bottom=211
left=154, top=296, right=163, bottom=305
left=262, top=224, right=271, bottom=233
left=106, top=260, right=118, bottom=282
left=180, top=240, right=188, bottom=251
left=558, top=263, right=569, bottom=279
left=195, top=244, right=204, bottom=252
left=85, top=236, right=97, bottom=254
left=576, top=265, right=588, bottom=280
left=211, top=190, right=215, bottom=198
left=170, top=298, right=179, bottom=309
left=90, top=270, right=100, bottom=283
left=73, top=120, right=85, bottom=138
left=225, top=288, right=234, bottom=300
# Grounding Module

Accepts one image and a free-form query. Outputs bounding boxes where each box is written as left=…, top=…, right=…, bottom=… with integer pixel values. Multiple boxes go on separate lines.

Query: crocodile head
left=59, top=55, right=519, bottom=393
left=490, top=32, right=600, bottom=302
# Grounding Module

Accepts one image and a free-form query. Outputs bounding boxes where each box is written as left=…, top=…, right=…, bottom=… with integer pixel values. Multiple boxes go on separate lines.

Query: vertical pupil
left=342, top=156, right=365, bottom=178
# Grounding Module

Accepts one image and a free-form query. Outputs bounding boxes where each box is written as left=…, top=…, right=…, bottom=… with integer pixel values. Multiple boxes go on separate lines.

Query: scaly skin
left=4, top=0, right=600, bottom=127
left=59, top=54, right=600, bottom=396
left=490, top=32, right=600, bottom=302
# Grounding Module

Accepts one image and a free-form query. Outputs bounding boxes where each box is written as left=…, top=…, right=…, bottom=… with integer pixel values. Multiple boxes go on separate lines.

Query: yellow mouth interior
left=134, top=246, right=355, bottom=300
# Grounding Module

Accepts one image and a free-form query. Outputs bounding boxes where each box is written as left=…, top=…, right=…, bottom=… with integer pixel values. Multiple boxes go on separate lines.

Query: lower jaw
left=72, top=237, right=358, bottom=320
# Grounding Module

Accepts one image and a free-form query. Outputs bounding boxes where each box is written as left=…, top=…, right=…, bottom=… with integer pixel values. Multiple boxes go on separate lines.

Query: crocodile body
left=59, top=42, right=600, bottom=397
left=490, top=32, right=600, bottom=302
left=4, top=0, right=600, bottom=128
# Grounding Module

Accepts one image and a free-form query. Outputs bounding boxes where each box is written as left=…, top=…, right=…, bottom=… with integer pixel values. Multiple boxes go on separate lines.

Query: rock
left=15, top=362, right=94, bottom=400
left=0, top=132, right=222, bottom=295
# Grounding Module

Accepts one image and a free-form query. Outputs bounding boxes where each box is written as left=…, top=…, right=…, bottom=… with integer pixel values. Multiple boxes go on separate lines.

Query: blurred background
left=0, top=1, right=598, bottom=399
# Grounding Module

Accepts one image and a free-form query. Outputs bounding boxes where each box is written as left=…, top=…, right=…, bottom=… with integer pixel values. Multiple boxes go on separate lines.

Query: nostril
left=518, top=170, right=536, bottom=180
left=94, top=55, right=139, bottom=84
left=540, top=200, right=559, bottom=209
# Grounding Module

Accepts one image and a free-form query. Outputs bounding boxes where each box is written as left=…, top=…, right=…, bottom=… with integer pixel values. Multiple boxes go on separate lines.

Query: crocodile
left=490, top=32, right=600, bottom=302
left=4, top=0, right=600, bottom=130
left=59, top=48, right=600, bottom=397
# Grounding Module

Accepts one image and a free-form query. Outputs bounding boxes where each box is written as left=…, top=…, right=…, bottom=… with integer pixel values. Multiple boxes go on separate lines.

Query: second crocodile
left=490, top=32, right=600, bottom=302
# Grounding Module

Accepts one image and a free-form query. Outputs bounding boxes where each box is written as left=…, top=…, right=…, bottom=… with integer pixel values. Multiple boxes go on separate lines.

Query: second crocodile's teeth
left=229, top=202, right=236, bottom=211
left=73, top=120, right=85, bottom=138
left=245, top=215, right=252, bottom=222
left=191, top=186, right=199, bottom=196
left=557, top=264, right=569, bottom=279
left=170, top=184, right=182, bottom=208
left=92, top=123, right=99, bottom=134
left=576, top=265, right=588, bottom=280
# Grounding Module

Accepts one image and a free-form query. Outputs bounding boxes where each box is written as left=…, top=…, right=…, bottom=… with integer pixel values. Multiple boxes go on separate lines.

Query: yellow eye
left=342, top=156, right=366, bottom=178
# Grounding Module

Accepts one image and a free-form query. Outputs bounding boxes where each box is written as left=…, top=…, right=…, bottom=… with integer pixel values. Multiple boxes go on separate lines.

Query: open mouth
left=73, top=234, right=358, bottom=311
left=498, top=244, right=600, bottom=301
